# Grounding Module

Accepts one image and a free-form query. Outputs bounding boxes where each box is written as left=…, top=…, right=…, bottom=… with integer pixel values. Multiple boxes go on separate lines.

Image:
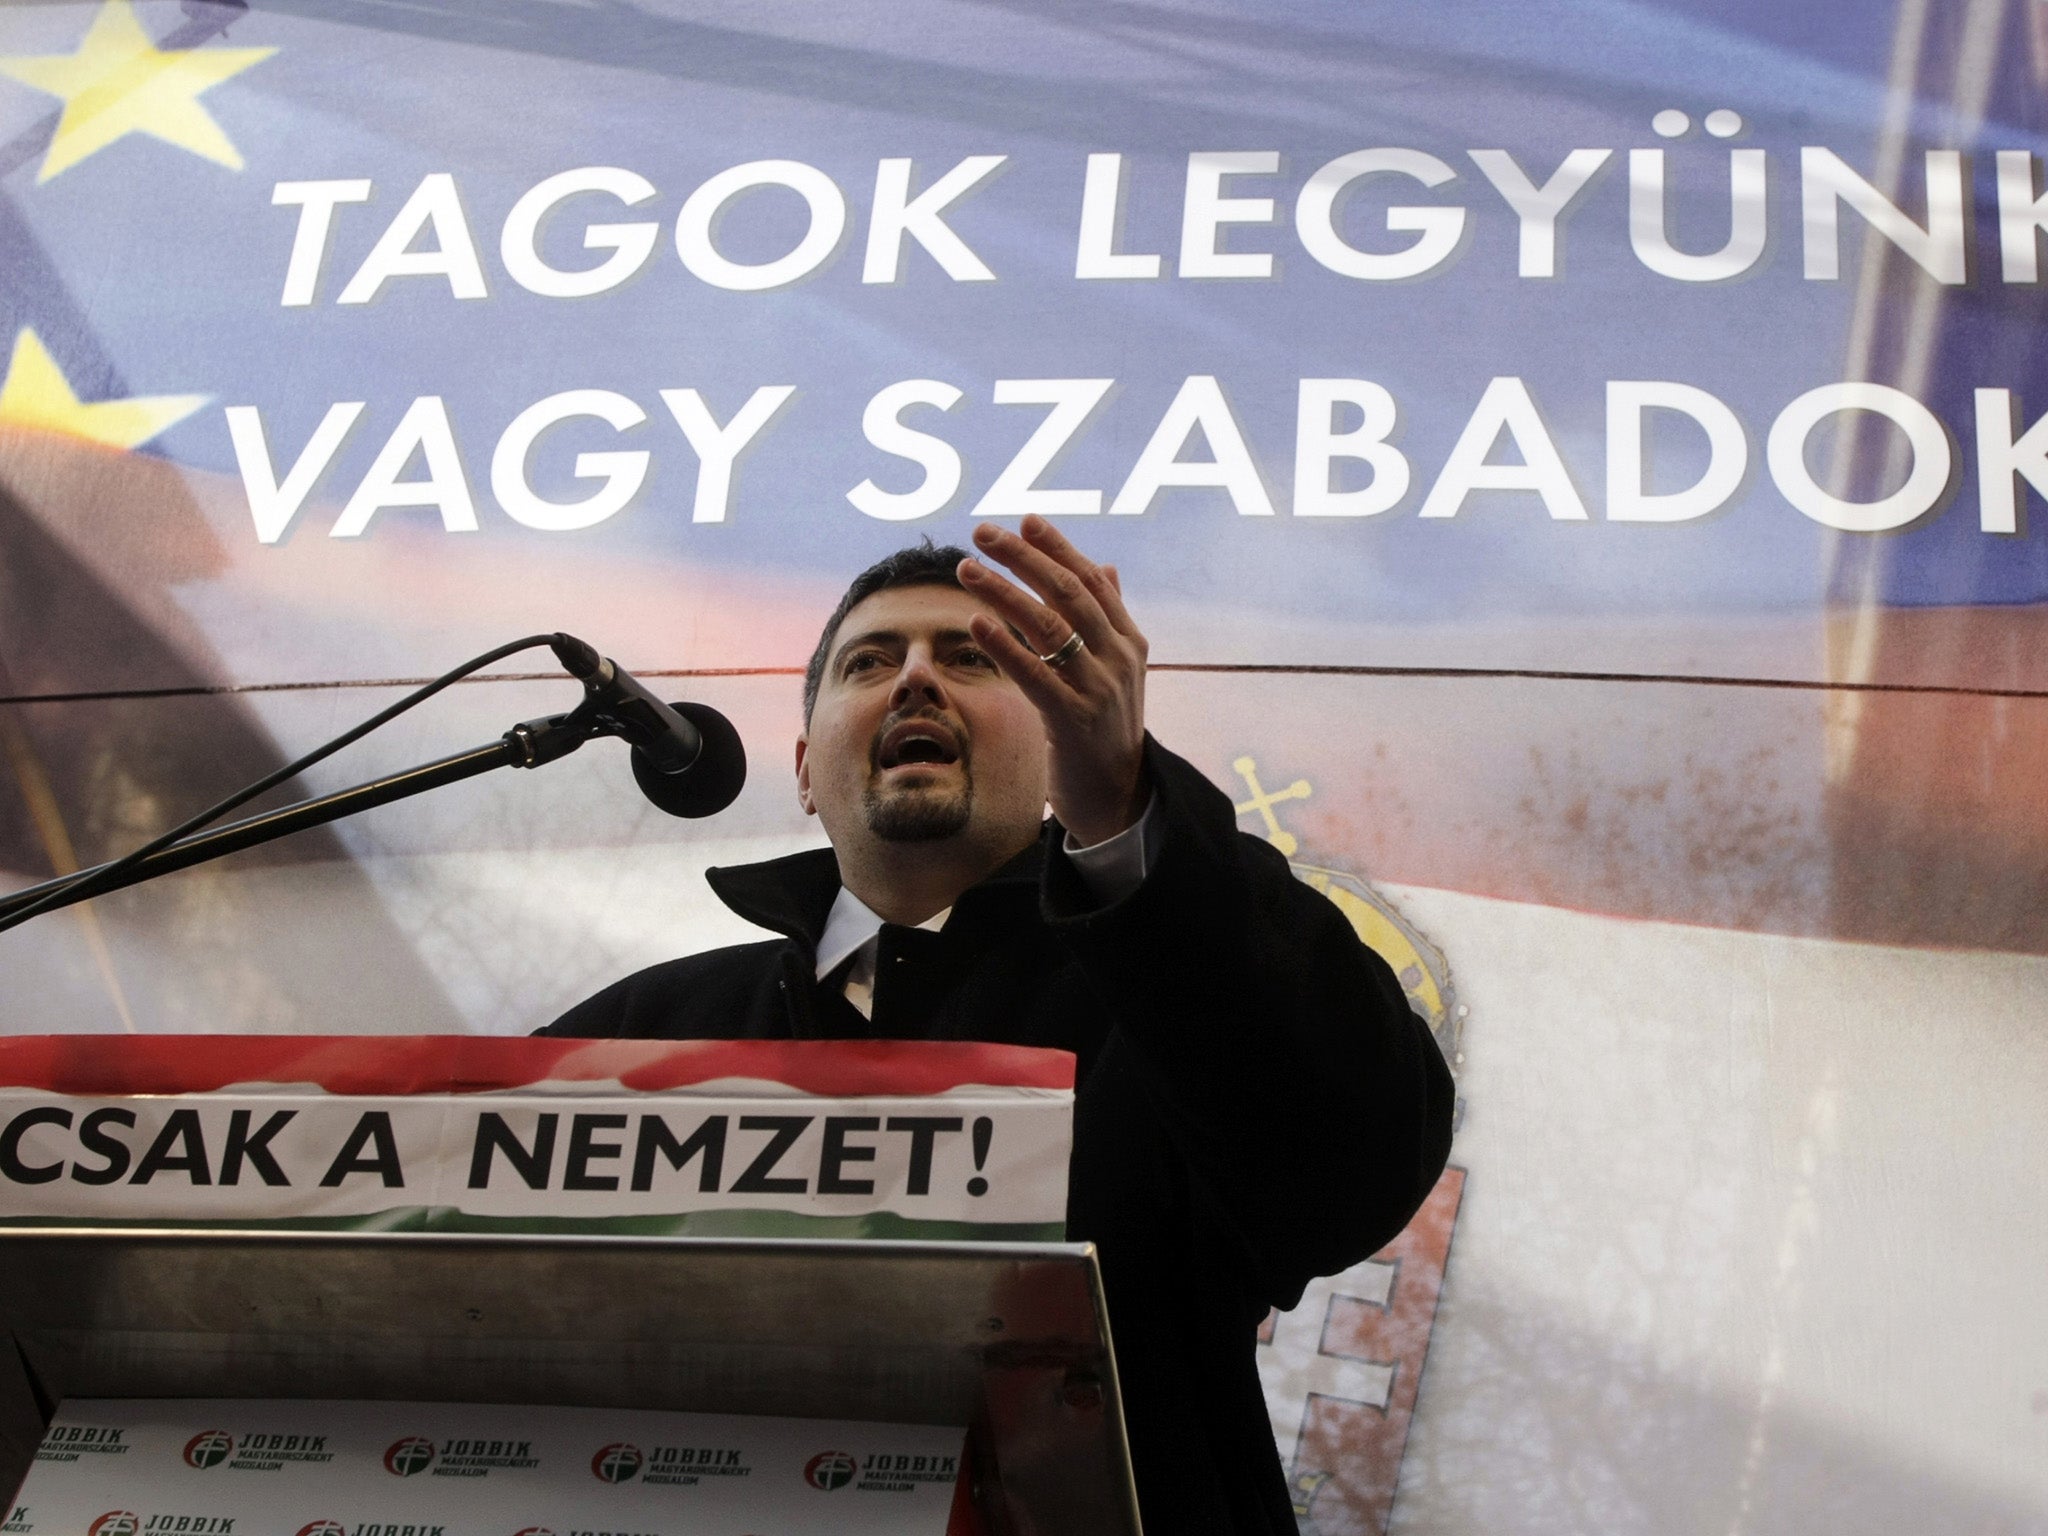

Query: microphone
left=549, top=633, right=747, bottom=817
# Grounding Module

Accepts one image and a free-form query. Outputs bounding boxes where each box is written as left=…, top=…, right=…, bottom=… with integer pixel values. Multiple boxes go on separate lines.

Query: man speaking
left=543, top=515, right=1455, bottom=1535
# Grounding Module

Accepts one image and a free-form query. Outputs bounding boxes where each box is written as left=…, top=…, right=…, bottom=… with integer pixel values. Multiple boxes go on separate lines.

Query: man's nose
left=889, top=645, right=947, bottom=708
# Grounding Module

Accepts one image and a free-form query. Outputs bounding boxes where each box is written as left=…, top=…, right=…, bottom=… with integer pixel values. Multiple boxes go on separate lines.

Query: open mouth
left=877, top=719, right=962, bottom=771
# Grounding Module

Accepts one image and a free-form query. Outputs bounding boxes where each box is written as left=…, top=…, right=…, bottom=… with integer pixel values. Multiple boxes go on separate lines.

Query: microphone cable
left=0, top=633, right=564, bottom=938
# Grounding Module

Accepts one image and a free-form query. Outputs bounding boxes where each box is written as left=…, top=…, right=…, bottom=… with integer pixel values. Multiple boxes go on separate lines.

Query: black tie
left=810, top=955, right=870, bottom=1040
left=870, top=922, right=953, bottom=1037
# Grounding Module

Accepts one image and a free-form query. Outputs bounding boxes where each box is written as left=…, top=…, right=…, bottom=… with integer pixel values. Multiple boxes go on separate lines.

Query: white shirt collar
left=814, top=886, right=951, bottom=981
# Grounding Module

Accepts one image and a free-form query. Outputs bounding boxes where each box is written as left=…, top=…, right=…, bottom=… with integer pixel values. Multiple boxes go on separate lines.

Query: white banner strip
left=0, top=1087, right=1070, bottom=1229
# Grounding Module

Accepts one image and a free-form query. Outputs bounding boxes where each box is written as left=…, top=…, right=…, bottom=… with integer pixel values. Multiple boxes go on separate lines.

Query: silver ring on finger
left=1039, top=631, right=1086, bottom=669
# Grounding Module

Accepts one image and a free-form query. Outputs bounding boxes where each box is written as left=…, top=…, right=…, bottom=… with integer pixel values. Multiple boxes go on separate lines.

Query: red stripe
left=0, top=1037, right=1075, bottom=1096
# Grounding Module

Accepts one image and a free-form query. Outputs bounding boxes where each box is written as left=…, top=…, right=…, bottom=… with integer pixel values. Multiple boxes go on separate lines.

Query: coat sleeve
left=1042, top=736, right=1455, bottom=1306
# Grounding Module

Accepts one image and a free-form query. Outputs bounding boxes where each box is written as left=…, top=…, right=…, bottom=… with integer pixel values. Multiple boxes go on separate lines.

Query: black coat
left=542, top=739, right=1455, bottom=1535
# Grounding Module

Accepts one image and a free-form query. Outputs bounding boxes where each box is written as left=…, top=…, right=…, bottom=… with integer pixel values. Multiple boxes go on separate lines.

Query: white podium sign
left=10, top=1398, right=967, bottom=1536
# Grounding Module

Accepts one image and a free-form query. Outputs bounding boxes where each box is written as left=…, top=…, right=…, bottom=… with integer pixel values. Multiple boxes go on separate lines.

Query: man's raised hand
left=959, top=515, right=1150, bottom=847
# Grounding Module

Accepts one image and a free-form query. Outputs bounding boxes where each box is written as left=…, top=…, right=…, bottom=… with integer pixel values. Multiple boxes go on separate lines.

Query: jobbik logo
left=589, top=1441, right=755, bottom=1487
left=589, top=1443, right=643, bottom=1484
left=185, top=1428, right=334, bottom=1473
left=381, top=1438, right=436, bottom=1477
left=383, top=1434, right=538, bottom=1479
left=89, top=1516, right=233, bottom=1536
left=296, top=1524, right=443, bottom=1536
left=182, top=1433, right=232, bottom=1470
left=802, top=1451, right=856, bottom=1491
left=802, top=1449, right=957, bottom=1494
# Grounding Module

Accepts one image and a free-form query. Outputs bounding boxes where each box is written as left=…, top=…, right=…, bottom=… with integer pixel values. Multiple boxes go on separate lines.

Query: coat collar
left=706, top=829, right=1047, bottom=954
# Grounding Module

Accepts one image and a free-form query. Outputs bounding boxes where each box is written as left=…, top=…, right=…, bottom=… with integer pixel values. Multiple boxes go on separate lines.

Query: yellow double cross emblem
left=1233, top=756, right=1312, bottom=856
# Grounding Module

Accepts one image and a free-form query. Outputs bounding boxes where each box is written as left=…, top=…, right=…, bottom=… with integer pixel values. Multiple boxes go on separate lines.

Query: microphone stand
left=0, top=705, right=607, bottom=927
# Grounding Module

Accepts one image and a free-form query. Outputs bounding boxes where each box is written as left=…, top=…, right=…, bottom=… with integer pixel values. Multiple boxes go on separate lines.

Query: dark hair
left=803, top=540, right=971, bottom=722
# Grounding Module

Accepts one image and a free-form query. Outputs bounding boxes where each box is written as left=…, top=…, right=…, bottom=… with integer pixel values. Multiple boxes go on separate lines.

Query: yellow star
left=0, top=328, right=206, bottom=450
left=0, top=0, right=275, bottom=183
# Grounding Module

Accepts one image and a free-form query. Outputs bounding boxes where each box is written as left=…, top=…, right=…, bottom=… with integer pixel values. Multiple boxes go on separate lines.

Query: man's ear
left=794, top=733, right=817, bottom=816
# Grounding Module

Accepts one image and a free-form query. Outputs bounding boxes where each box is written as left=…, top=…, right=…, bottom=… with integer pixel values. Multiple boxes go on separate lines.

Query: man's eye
left=843, top=652, right=886, bottom=675
left=954, top=647, right=995, bottom=669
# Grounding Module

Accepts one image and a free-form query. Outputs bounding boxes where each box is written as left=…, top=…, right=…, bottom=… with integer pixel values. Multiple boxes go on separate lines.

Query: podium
left=0, top=1037, right=1143, bottom=1535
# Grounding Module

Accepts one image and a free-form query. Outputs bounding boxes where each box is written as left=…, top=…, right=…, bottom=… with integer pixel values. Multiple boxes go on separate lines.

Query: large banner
left=0, top=2, right=2043, bottom=1533
left=0, top=1036, right=1074, bottom=1238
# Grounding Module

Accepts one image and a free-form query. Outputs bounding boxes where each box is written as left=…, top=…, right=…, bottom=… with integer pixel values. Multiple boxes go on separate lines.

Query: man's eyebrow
left=829, top=628, right=903, bottom=672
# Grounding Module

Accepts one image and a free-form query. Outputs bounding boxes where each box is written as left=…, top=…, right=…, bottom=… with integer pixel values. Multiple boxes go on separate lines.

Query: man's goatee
left=864, top=785, right=973, bottom=841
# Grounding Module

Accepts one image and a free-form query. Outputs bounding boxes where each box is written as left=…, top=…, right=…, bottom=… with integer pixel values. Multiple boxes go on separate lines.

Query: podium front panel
left=0, top=1229, right=1140, bottom=1535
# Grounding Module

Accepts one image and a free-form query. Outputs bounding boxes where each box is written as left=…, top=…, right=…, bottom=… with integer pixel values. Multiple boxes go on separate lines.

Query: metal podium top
left=0, top=1227, right=1141, bottom=1536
